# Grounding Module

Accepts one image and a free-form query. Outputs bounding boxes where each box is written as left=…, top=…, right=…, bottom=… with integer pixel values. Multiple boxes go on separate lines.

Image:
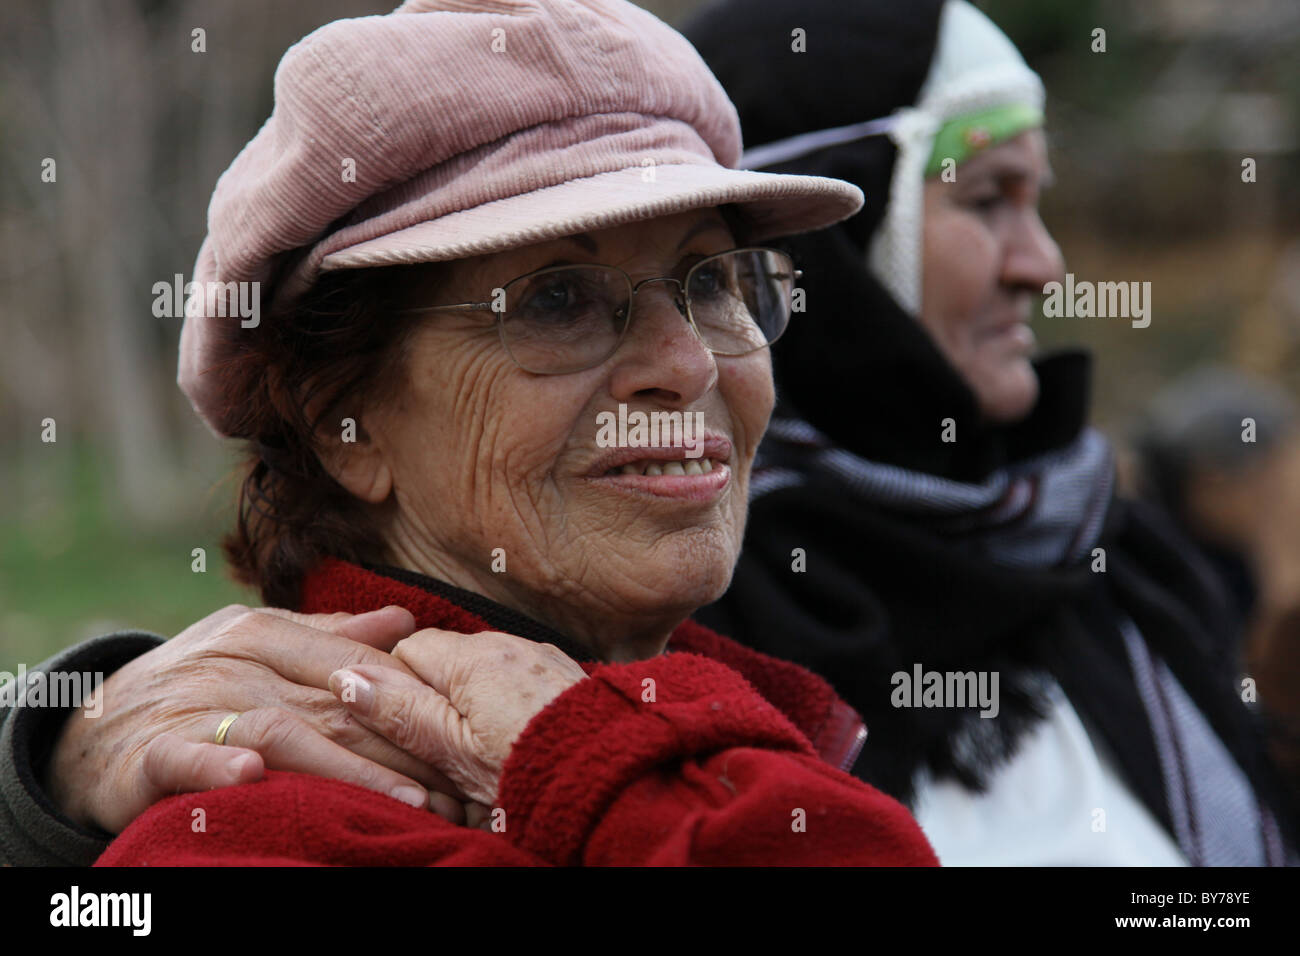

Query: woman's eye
left=968, top=194, right=1003, bottom=212
left=690, top=263, right=729, bottom=297
left=522, top=280, right=578, bottom=316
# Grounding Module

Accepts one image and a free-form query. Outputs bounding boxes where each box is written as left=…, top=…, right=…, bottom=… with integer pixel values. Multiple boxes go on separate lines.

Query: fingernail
left=330, top=669, right=373, bottom=710
left=391, top=786, right=426, bottom=808
left=225, top=753, right=257, bottom=781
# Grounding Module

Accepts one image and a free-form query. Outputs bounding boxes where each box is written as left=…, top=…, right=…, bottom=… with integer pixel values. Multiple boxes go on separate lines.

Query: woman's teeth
left=612, top=458, right=716, bottom=476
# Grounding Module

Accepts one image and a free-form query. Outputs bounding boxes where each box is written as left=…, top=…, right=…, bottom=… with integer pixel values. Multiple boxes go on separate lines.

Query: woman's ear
left=315, top=414, right=393, bottom=505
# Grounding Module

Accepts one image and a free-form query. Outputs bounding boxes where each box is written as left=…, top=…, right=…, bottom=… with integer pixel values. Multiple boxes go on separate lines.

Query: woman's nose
left=606, top=285, right=718, bottom=405
left=1002, top=209, right=1065, bottom=292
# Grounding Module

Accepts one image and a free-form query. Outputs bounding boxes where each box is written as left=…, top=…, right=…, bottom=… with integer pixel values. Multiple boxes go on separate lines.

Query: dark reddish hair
left=219, top=262, right=444, bottom=607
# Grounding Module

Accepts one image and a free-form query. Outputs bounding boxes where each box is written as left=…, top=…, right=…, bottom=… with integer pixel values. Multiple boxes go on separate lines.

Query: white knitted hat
left=737, top=0, right=1044, bottom=315
left=867, top=0, right=1045, bottom=314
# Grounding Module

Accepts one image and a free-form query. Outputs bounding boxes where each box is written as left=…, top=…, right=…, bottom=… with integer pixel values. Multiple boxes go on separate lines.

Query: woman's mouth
left=585, top=440, right=733, bottom=501
left=591, top=459, right=731, bottom=500
left=606, top=457, right=718, bottom=476
left=980, top=317, right=1035, bottom=350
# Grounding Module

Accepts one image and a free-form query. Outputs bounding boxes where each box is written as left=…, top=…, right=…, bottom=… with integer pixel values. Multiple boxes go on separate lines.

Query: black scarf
left=697, top=387, right=1294, bottom=862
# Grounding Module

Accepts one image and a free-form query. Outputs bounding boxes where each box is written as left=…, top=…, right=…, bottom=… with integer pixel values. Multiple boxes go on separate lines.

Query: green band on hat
left=924, top=103, right=1043, bottom=177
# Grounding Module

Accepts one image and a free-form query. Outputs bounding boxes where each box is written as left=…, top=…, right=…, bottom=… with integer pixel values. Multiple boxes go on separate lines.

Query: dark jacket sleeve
left=0, top=632, right=164, bottom=866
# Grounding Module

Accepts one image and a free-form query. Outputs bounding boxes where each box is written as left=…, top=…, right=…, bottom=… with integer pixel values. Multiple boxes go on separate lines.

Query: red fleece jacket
left=95, top=560, right=938, bottom=866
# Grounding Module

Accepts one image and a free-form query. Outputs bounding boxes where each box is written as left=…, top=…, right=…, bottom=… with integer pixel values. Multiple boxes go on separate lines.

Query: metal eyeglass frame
left=399, top=246, right=802, bottom=375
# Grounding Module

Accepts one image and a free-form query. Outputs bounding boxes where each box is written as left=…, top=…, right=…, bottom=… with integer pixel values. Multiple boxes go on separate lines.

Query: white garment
left=911, top=682, right=1188, bottom=866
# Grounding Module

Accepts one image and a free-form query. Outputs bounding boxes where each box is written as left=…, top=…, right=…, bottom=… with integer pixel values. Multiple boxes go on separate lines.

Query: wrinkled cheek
left=718, top=357, right=772, bottom=546
left=728, top=481, right=750, bottom=542
left=482, top=440, right=558, bottom=522
left=723, top=356, right=775, bottom=451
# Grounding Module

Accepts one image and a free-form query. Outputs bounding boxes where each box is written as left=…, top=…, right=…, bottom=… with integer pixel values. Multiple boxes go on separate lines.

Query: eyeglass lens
left=498, top=249, right=795, bottom=374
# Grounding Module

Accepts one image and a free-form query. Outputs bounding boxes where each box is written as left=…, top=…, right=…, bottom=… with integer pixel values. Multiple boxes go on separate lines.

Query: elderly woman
left=684, top=0, right=1297, bottom=865
left=3, top=0, right=938, bottom=866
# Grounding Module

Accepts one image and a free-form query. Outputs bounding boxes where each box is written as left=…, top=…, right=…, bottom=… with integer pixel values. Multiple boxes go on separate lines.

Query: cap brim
left=319, top=163, right=862, bottom=272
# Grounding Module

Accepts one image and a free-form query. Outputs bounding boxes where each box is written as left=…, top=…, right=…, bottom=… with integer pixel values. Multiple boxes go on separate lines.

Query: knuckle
left=346, top=758, right=389, bottom=794
left=242, top=707, right=303, bottom=751
left=187, top=747, right=218, bottom=783
left=215, top=609, right=266, bottom=646
left=229, top=608, right=264, bottom=632
left=536, top=642, right=582, bottom=679
left=300, top=608, right=346, bottom=622
left=333, top=643, right=384, bottom=672
left=293, top=610, right=351, bottom=633
left=392, top=636, right=434, bottom=669
left=138, top=735, right=171, bottom=780
left=314, top=700, right=361, bottom=743
left=384, top=694, right=433, bottom=756
left=398, top=627, right=454, bottom=649
left=536, top=642, right=571, bottom=667
left=171, top=604, right=248, bottom=647
left=484, top=630, right=521, bottom=650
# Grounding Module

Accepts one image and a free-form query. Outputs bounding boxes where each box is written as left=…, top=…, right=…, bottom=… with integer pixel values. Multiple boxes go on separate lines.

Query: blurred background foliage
left=1, top=0, right=1298, bottom=670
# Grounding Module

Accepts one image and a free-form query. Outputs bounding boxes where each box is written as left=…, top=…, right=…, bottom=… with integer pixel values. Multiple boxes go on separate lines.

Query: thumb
left=259, top=605, right=418, bottom=650
left=134, top=733, right=264, bottom=831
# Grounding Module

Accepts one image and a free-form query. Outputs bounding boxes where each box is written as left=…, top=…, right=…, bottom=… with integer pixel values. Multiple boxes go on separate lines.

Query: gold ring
left=214, top=713, right=241, bottom=746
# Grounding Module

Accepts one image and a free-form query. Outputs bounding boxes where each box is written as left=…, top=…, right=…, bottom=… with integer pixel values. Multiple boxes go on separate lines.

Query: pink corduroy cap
left=178, top=0, right=864, bottom=437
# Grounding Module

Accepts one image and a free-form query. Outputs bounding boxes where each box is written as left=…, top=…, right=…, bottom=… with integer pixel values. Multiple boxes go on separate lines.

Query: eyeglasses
left=400, top=247, right=801, bottom=375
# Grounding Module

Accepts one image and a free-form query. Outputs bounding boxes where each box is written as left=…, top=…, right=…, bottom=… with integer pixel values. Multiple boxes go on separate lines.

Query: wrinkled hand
left=47, top=605, right=478, bottom=834
left=329, top=629, right=588, bottom=806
